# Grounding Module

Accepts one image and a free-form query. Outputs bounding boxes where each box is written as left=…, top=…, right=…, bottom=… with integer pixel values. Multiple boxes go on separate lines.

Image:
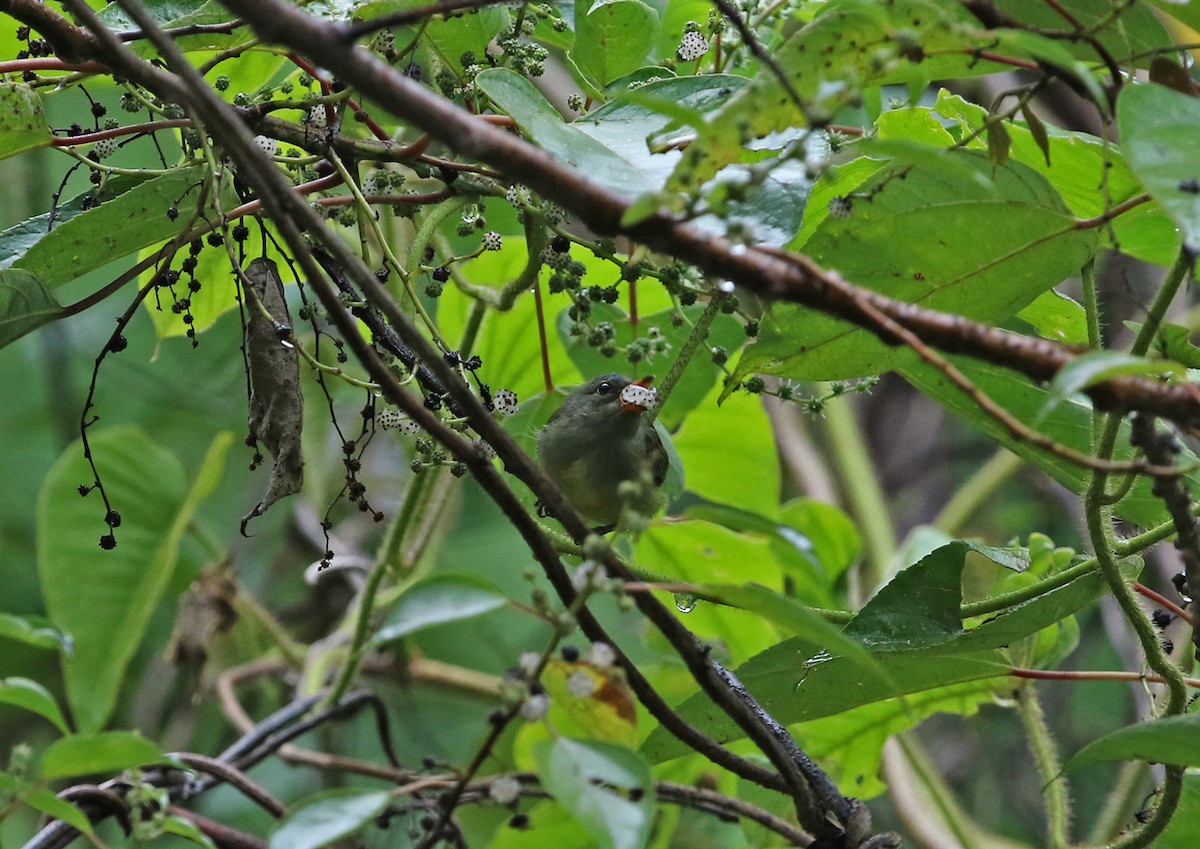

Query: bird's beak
left=619, top=376, right=656, bottom=413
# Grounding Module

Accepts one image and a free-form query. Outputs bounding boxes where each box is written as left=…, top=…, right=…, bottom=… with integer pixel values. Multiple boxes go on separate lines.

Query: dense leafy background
left=3, top=0, right=1200, bottom=847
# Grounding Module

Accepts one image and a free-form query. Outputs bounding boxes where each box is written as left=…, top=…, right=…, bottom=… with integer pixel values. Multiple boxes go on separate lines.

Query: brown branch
left=167, top=807, right=266, bottom=849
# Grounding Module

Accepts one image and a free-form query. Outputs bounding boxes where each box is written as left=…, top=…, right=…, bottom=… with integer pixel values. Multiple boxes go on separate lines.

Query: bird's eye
left=596, top=381, right=613, bottom=396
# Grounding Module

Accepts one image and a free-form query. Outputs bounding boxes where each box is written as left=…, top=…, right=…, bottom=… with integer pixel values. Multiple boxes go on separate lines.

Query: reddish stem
left=1133, top=582, right=1195, bottom=626
left=533, top=281, right=554, bottom=394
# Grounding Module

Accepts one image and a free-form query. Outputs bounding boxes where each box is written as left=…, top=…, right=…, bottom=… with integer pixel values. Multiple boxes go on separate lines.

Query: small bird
left=537, top=374, right=669, bottom=529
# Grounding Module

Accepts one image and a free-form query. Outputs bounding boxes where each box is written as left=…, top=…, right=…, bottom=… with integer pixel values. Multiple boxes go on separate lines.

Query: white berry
left=253, top=135, right=277, bottom=156
left=483, top=231, right=503, bottom=251
left=307, top=105, right=328, bottom=128
left=677, top=31, right=708, bottom=61
left=619, top=382, right=658, bottom=411
left=492, top=389, right=519, bottom=415
left=93, top=137, right=118, bottom=159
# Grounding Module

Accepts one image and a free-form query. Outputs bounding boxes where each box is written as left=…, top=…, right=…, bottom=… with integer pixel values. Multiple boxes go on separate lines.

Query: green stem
left=325, top=467, right=449, bottom=704
left=961, top=503, right=1198, bottom=620
left=648, top=291, right=721, bottom=425
left=1129, top=249, right=1191, bottom=358
left=406, top=195, right=470, bottom=272
left=1015, top=684, right=1071, bottom=849
left=1082, top=256, right=1102, bottom=350
left=933, top=448, right=1022, bottom=535
left=822, top=392, right=895, bottom=596
left=1084, top=484, right=1188, bottom=847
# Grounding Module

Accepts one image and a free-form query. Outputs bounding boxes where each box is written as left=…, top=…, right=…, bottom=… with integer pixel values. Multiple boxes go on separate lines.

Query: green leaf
left=992, top=0, right=1171, bottom=69
left=577, top=75, right=750, bottom=192
left=1120, top=83, right=1200, bottom=255
left=795, top=678, right=995, bottom=798
left=932, top=90, right=1177, bottom=265
left=1017, top=289, right=1089, bottom=346
left=372, top=574, right=509, bottom=646
left=0, top=613, right=71, bottom=652
left=843, top=544, right=964, bottom=650
left=423, top=3, right=510, bottom=72
left=534, top=738, right=655, bottom=849
left=641, top=644, right=1010, bottom=761
left=1152, top=323, right=1200, bottom=369
left=1040, top=350, right=1179, bottom=419
left=0, top=269, right=61, bottom=349
left=0, top=772, right=93, bottom=834
left=161, top=814, right=217, bottom=849
left=669, top=0, right=1002, bottom=188
left=0, top=677, right=70, bottom=734
left=37, top=428, right=233, bottom=732
left=13, top=166, right=212, bottom=288
left=0, top=83, right=50, bottom=160
left=1156, top=772, right=1200, bottom=847
left=1067, top=713, right=1200, bottom=771
left=268, top=789, right=392, bottom=849
left=694, top=583, right=883, bottom=680
left=634, top=521, right=784, bottom=661
left=735, top=151, right=1096, bottom=382
left=41, top=731, right=170, bottom=780
left=0, top=174, right=155, bottom=269
left=670, top=384, right=780, bottom=516
left=570, top=0, right=659, bottom=88
left=901, top=354, right=1199, bottom=529
left=476, top=68, right=645, bottom=196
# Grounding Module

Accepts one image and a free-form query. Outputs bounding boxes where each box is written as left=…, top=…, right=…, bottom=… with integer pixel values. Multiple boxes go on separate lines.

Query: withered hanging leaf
left=241, top=258, right=304, bottom=534
left=1020, top=104, right=1051, bottom=167
left=986, top=116, right=1011, bottom=167
left=167, top=564, right=238, bottom=667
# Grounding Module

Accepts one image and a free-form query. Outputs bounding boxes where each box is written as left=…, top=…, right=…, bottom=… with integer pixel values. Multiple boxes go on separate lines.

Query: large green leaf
left=13, top=166, right=209, bottom=289
left=669, top=384, right=780, bottom=516
left=423, top=3, right=510, bottom=71
left=901, top=355, right=1197, bottom=529
left=735, top=151, right=1096, bottom=382
left=1067, top=713, right=1200, bottom=771
left=476, top=69, right=646, bottom=196
left=929, top=91, right=1178, bottom=266
left=641, top=643, right=1010, bottom=761
left=40, top=731, right=171, bottom=780
left=0, top=83, right=51, bottom=160
left=992, top=0, right=1171, bottom=66
left=0, top=173, right=157, bottom=270
left=796, top=678, right=995, bottom=798
left=634, top=521, right=782, bottom=662
left=534, top=738, right=655, bottom=849
left=0, top=268, right=61, bottom=349
left=1119, top=83, right=1200, bottom=255
left=570, top=0, right=659, bottom=88
left=268, top=788, right=392, bottom=849
left=372, top=573, right=509, bottom=646
left=37, top=428, right=233, bottom=732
